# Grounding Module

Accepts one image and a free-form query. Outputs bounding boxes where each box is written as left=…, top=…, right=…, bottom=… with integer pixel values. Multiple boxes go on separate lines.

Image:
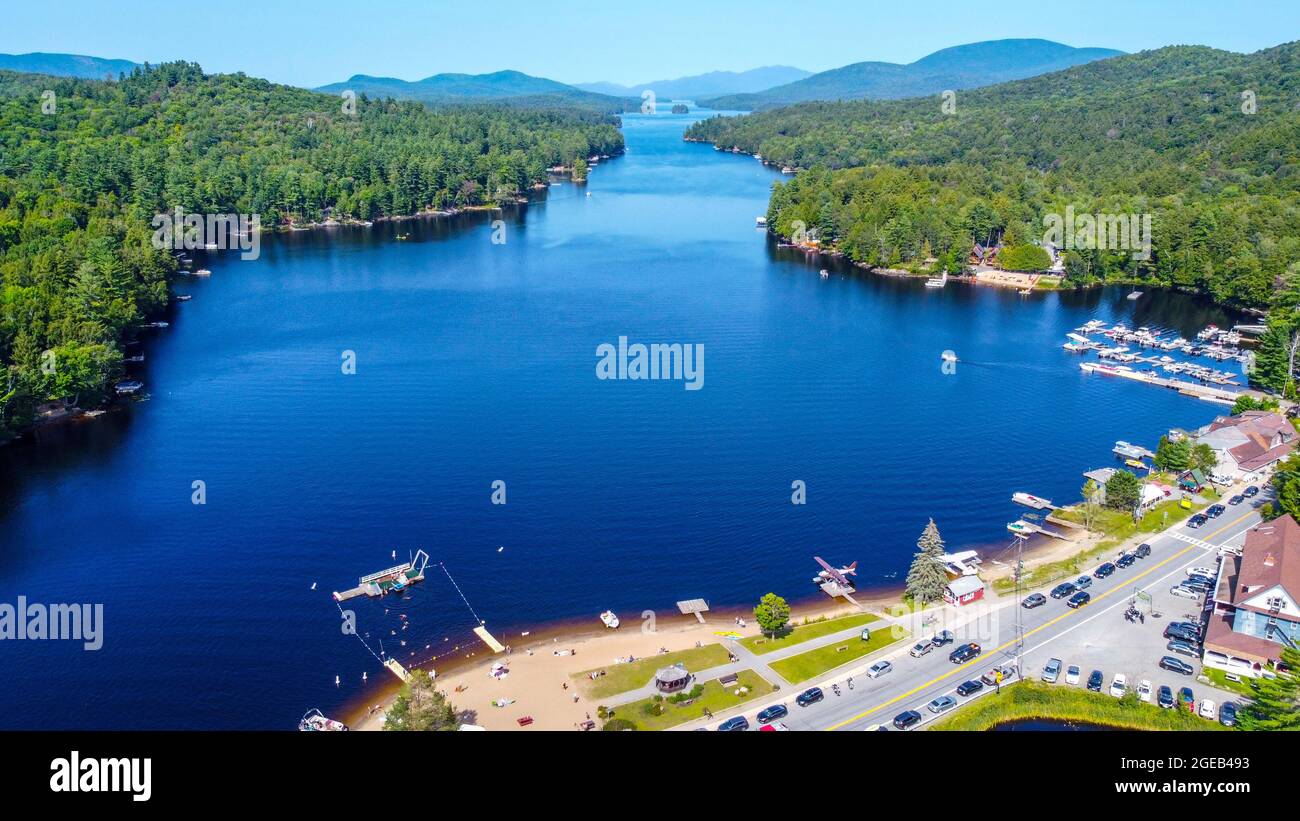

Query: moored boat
left=298, top=708, right=349, bottom=732
left=600, top=610, right=620, bottom=629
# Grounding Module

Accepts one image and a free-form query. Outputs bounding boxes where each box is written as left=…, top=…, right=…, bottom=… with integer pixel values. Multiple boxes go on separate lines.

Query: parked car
left=1074, top=575, right=1093, bottom=590
left=1179, top=687, right=1195, bottom=712
left=1094, top=562, right=1116, bottom=579
left=1066, top=665, right=1080, bottom=685
left=758, top=722, right=789, bottom=732
left=1187, top=566, right=1216, bottom=578
left=868, top=660, right=893, bottom=678
left=1086, top=670, right=1103, bottom=692
left=931, top=630, right=955, bottom=647
left=1135, top=543, right=1152, bottom=558
left=1109, top=673, right=1128, bottom=697
left=1160, top=656, right=1195, bottom=675
left=1042, top=658, right=1062, bottom=683
left=956, top=680, right=984, bottom=697
left=795, top=687, right=824, bottom=707
left=1050, top=582, right=1077, bottom=599
left=1244, top=485, right=1259, bottom=498
left=1182, top=579, right=1213, bottom=594
left=1164, top=621, right=1201, bottom=641
left=1206, top=504, right=1225, bottom=518
left=926, top=695, right=958, bottom=714
left=1186, top=573, right=1216, bottom=587
left=1188, top=514, right=1208, bottom=529
left=1137, top=679, right=1153, bottom=702
left=1229, top=494, right=1244, bottom=506
left=910, top=641, right=935, bottom=658
left=1198, top=699, right=1217, bottom=720
left=1219, top=701, right=1238, bottom=727
left=1166, top=639, right=1198, bottom=657
left=1170, top=584, right=1201, bottom=600
left=1067, top=591, right=1091, bottom=608
left=892, top=710, right=923, bottom=730
left=756, top=704, right=788, bottom=725
left=1117, top=553, right=1137, bottom=569
left=717, top=716, right=749, bottom=731
left=1022, top=593, right=1047, bottom=609
left=1157, top=685, right=1175, bottom=709
left=949, top=642, right=981, bottom=663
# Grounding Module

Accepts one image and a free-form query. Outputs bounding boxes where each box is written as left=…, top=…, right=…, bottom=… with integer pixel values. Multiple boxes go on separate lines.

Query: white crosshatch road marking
left=1168, top=532, right=1217, bottom=551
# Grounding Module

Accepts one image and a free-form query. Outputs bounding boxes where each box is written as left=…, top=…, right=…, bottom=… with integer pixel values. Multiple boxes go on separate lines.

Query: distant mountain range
left=314, top=70, right=631, bottom=111
left=701, top=39, right=1124, bottom=110
left=0, top=52, right=138, bottom=80
left=574, top=66, right=811, bottom=101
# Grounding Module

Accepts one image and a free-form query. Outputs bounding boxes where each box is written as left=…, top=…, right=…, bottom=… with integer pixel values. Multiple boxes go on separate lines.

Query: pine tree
left=1238, top=646, right=1300, bottom=730
left=905, top=518, right=950, bottom=605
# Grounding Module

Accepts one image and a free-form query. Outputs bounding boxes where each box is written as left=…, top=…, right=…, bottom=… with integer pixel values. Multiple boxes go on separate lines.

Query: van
left=910, top=641, right=934, bottom=658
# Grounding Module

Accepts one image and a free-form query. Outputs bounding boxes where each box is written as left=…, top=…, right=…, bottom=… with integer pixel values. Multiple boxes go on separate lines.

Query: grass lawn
left=574, top=643, right=732, bottom=699
left=739, top=613, right=879, bottom=656
left=929, top=680, right=1227, bottom=731
left=1203, top=667, right=1256, bottom=698
left=768, top=626, right=908, bottom=684
left=605, top=669, right=772, bottom=730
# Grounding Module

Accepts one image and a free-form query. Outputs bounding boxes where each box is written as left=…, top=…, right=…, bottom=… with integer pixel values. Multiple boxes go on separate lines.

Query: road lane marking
left=823, top=507, right=1259, bottom=730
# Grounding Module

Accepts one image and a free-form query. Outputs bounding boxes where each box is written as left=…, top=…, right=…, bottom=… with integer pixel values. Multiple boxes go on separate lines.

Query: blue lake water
left=0, top=110, right=1241, bottom=728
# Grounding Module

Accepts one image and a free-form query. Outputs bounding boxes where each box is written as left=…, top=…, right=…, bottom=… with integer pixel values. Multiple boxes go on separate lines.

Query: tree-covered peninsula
left=0, top=62, right=624, bottom=435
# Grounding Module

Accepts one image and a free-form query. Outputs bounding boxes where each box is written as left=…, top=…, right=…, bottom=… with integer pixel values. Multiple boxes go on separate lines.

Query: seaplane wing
left=813, top=556, right=858, bottom=585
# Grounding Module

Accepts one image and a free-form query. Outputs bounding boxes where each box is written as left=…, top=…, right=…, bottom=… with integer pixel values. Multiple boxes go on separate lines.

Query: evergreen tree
left=905, top=518, right=950, bottom=605
left=1104, top=470, right=1142, bottom=511
left=1238, top=646, right=1300, bottom=731
left=383, top=670, right=458, bottom=731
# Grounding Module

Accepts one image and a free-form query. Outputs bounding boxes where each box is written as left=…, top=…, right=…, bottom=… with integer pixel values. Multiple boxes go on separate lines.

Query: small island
left=671, top=103, right=689, bottom=114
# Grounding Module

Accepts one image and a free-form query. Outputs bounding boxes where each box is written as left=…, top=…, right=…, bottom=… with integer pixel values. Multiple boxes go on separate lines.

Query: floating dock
left=1079, top=363, right=1244, bottom=403
left=384, top=658, right=412, bottom=682
left=473, top=626, right=505, bottom=653
left=333, top=550, right=430, bottom=601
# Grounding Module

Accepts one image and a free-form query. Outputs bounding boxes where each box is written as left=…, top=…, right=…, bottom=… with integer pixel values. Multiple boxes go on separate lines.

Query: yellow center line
left=823, top=507, right=1256, bottom=731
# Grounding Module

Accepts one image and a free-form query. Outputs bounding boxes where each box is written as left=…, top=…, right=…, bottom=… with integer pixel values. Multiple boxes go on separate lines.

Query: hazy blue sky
left=3, top=0, right=1297, bottom=87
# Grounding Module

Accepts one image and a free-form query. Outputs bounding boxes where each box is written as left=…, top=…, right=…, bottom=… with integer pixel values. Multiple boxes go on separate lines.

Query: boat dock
left=333, top=550, right=430, bottom=601
left=1079, top=362, right=1244, bottom=403
left=384, top=658, right=412, bottom=682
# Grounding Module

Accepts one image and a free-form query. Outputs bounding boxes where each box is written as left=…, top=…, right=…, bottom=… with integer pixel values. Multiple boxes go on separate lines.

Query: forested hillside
left=0, top=62, right=624, bottom=435
left=686, top=43, right=1300, bottom=313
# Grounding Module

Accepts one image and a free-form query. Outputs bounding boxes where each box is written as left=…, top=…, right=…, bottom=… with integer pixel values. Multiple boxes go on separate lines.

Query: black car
left=1022, top=593, right=1047, bottom=609
left=1050, top=582, right=1077, bottom=599
left=756, top=704, right=788, bottom=724
left=1219, top=701, right=1238, bottom=727
left=1244, top=485, right=1259, bottom=498
left=1086, top=670, right=1104, bottom=692
left=1164, top=622, right=1200, bottom=642
left=1187, top=573, right=1216, bottom=587
left=1158, top=685, right=1175, bottom=709
left=1094, top=562, right=1116, bottom=579
left=1135, top=543, right=1152, bottom=558
left=1188, top=514, right=1208, bottom=528
left=892, top=710, right=923, bottom=730
left=717, top=716, right=749, bottom=731
left=795, top=687, right=824, bottom=707
left=1183, top=578, right=1214, bottom=593
left=931, top=630, right=955, bottom=647
left=956, top=680, right=984, bottom=697
left=949, top=642, right=981, bottom=663
left=1159, top=655, right=1195, bottom=675
left=1206, top=504, right=1225, bottom=518
left=1067, top=591, right=1091, bottom=608
left=1229, top=494, right=1244, bottom=506
left=1116, top=553, right=1137, bottom=569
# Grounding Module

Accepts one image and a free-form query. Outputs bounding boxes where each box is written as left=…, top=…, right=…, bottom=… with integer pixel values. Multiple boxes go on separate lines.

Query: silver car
left=926, top=695, right=958, bottom=714
left=868, top=660, right=893, bottom=678
left=1041, top=657, right=1062, bottom=683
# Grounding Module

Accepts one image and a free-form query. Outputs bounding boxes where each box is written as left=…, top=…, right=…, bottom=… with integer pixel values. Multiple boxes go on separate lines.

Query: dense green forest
left=0, top=62, right=623, bottom=435
left=686, top=44, right=1300, bottom=310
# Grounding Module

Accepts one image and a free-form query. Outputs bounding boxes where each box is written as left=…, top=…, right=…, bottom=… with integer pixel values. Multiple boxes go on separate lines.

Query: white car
left=1199, top=699, right=1217, bottom=720
left=1137, top=680, right=1152, bottom=702
left=1109, top=673, right=1127, bottom=697
left=867, top=660, right=893, bottom=678
left=1186, top=566, right=1215, bottom=578
left=1065, top=665, right=1080, bottom=685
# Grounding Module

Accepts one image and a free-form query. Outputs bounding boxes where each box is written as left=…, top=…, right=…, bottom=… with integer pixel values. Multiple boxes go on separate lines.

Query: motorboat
left=298, top=709, right=349, bottom=732
left=600, top=610, right=620, bottom=629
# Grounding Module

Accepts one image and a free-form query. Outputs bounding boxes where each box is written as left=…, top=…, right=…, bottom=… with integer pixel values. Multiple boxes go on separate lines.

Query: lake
left=0, top=109, right=1241, bottom=729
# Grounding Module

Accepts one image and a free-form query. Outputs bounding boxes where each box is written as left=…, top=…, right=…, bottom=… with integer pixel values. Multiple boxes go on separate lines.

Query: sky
left=3, top=0, right=1298, bottom=88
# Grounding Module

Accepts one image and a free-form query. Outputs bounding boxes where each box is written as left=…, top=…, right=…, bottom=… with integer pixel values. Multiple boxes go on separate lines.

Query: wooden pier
left=1079, top=363, right=1245, bottom=403
left=333, top=550, right=430, bottom=601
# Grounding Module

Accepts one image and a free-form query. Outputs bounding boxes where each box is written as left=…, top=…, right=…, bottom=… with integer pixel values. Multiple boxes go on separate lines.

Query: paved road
left=687, top=493, right=1268, bottom=731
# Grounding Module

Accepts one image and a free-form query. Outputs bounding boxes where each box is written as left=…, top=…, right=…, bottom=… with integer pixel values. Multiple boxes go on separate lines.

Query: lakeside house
left=1203, top=515, right=1300, bottom=678
left=1194, top=410, right=1297, bottom=482
left=943, top=575, right=985, bottom=606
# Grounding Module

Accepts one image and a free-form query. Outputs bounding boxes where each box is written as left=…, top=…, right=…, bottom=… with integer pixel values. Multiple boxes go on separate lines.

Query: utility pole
left=1013, top=532, right=1027, bottom=677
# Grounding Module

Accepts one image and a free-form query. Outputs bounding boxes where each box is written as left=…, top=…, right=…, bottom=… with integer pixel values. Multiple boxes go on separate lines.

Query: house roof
left=1203, top=611, right=1285, bottom=666
left=1203, top=411, right=1296, bottom=470
left=654, top=664, right=691, bottom=683
left=1222, top=516, right=1300, bottom=615
left=945, top=576, right=984, bottom=596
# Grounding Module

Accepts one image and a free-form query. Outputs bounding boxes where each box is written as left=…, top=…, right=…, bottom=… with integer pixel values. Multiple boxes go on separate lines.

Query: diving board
left=474, top=625, right=505, bottom=653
